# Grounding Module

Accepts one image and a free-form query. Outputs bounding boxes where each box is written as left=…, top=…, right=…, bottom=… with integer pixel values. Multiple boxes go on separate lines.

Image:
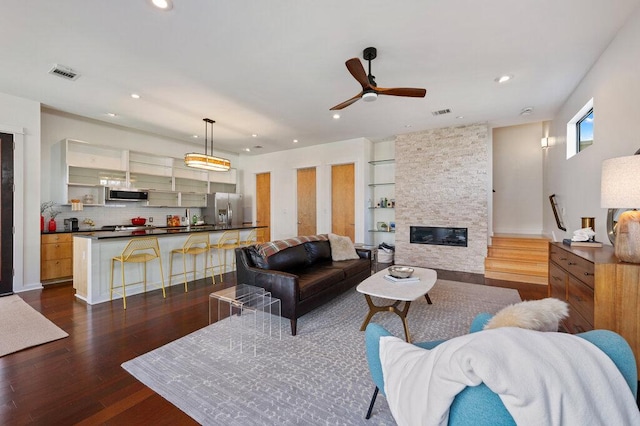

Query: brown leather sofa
left=235, top=240, right=371, bottom=335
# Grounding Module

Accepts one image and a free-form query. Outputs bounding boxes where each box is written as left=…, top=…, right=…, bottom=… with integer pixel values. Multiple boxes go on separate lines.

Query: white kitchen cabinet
left=209, top=168, right=237, bottom=184
left=147, top=190, right=179, bottom=207
left=180, top=193, right=207, bottom=207
left=65, top=139, right=127, bottom=171
left=129, top=151, right=173, bottom=177
left=52, top=139, right=236, bottom=206
left=130, top=173, right=173, bottom=191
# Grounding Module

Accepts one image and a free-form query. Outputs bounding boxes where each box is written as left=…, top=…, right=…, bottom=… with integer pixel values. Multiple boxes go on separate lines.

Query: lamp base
left=614, top=210, right=640, bottom=263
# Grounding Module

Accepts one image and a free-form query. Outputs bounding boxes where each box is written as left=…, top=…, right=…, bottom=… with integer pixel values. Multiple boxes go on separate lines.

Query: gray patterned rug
left=122, top=280, right=521, bottom=425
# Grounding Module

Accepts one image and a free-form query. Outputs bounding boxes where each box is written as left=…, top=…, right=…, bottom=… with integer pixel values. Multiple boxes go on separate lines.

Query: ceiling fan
left=330, top=47, right=426, bottom=111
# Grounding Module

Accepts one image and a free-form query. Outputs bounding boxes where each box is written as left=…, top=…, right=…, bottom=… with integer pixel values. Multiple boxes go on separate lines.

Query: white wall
left=0, top=92, right=41, bottom=292
left=493, top=122, right=544, bottom=234
left=544, top=5, right=640, bottom=243
left=238, top=138, right=372, bottom=241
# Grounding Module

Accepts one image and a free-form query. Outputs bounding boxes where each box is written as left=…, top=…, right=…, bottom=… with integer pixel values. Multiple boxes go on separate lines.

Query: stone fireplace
left=394, top=123, right=489, bottom=275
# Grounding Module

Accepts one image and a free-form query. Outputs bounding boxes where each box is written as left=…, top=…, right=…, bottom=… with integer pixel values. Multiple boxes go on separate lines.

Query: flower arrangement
left=48, top=207, right=61, bottom=219
left=40, top=201, right=54, bottom=214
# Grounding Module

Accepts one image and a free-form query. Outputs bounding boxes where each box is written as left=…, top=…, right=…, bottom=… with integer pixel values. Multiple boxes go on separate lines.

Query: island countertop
left=72, top=225, right=265, bottom=305
left=73, top=224, right=265, bottom=240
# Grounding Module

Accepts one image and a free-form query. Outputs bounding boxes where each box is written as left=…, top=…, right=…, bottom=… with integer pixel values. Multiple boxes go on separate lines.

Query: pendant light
left=184, top=118, right=231, bottom=172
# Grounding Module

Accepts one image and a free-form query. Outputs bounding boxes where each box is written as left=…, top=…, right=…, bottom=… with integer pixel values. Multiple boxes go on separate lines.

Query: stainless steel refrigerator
left=204, top=193, right=244, bottom=227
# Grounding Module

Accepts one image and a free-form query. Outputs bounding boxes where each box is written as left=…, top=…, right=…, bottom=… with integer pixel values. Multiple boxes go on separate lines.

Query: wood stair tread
left=485, top=234, right=550, bottom=286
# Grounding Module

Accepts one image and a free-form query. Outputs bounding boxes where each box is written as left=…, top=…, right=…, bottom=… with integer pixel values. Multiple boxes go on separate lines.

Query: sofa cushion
left=247, top=245, right=269, bottom=269
left=298, top=266, right=345, bottom=300
left=329, top=258, right=371, bottom=278
left=263, top=244, right=309, bottom=271
left=328, top=233, right=359, bottom=261
left=305, top=240, right=332, bottom=264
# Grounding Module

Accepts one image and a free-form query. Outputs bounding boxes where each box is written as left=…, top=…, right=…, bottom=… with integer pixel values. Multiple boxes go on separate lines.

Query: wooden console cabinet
left=549, top=242, right=640, bottom=378
left=41, top=233, right=73, bottom=283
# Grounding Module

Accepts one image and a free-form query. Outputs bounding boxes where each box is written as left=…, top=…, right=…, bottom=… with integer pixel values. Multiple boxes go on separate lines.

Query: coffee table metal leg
left=359, top=294, right=413, bottom=342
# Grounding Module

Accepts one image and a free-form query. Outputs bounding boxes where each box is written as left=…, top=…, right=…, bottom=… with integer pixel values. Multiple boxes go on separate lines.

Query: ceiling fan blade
left=329, top=92, right=363, bottom=110
left=376, top=87, right=427, bottom=98
left=345, top=58, right=371, bottom=90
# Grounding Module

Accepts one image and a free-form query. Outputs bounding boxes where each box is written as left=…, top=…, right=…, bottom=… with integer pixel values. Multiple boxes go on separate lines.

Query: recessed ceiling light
left=494, top=74, right=513, bottom=83
left=131, top=93, right=140, bottom=99
left=149, top=0, right=173, bottom=10
left=456, top=115, right=464, bottom=119
left=192, top=135, right=199, bottom=138
left=333, top=113, right=340, bottom=119
left=404, top=124, right=412, bottom=128
left=244, top=148, right=251, bottom=152
left=252, top=134, right=258, bottom=138
left=293, top=139, right=299, bottom=143
left=107, top=112, right=117, bottom=117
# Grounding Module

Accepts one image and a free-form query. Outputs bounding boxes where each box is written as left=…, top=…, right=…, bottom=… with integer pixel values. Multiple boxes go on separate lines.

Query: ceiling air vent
left=431, top=108, right=451, bottom=116
left=48, top=64, right=80, bottom=81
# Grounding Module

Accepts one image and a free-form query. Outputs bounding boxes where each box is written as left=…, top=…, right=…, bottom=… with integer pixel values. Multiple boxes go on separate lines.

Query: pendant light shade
left=185, top=118, right=231, bottom=172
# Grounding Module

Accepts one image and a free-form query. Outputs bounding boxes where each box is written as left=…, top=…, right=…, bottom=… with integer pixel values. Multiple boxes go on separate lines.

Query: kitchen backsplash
left=45, top=204, right=203, bottom=230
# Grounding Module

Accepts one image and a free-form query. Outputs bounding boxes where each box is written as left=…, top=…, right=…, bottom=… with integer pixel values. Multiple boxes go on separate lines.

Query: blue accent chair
left=364, top=313, right=638, bottom=424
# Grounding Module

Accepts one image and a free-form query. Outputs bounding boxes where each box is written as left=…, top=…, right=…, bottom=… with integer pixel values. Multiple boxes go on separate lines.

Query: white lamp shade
left=601, top=155, right=640, bottom=208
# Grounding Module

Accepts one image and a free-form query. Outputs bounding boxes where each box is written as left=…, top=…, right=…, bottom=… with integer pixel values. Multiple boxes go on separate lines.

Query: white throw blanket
left=380, top=328, right=640, bottom=426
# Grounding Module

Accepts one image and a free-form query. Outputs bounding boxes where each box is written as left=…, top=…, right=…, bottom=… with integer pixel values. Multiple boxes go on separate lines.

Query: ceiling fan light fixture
left=185, top=118, right=230, bottom=172
left=362, top=91, right=378, bottom=102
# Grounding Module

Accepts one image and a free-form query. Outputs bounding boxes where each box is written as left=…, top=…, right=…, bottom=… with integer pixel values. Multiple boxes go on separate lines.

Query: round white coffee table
left=356, top=267, right=437, bottom=342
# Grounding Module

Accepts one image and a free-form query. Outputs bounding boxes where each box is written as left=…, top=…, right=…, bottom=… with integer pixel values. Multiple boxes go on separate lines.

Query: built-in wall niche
left=410, top=226, right=468, bottom=247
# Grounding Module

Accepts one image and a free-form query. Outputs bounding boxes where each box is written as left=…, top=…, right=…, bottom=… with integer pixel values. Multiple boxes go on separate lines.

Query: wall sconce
left=541, top=137, right=549, bottom=148
left=601, top=155, right=640, bottom=263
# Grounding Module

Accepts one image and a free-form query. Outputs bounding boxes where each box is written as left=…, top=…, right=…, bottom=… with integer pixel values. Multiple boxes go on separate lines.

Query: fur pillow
left=328, top=233, right=359, bottom=261
left=484, top=298, right=569, bottom=332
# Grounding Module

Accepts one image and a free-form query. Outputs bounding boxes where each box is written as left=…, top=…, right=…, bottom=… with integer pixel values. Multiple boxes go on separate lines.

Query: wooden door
left=256, top=172, right=271, bottom=242
left=0, top=133, right=14, bottom=296
left=297, top=167, right=316, bottom=236
left=331, top=163, right=355, bottom=241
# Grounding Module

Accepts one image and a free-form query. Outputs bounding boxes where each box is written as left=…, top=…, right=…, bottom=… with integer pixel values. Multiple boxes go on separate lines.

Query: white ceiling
left=1, top=1, right=638, bottom=155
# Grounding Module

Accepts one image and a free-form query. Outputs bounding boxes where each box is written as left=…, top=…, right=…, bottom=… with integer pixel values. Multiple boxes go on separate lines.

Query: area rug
left=122, top=280, right=521, bottom=425
left=0, top=294, right=69, bottom=357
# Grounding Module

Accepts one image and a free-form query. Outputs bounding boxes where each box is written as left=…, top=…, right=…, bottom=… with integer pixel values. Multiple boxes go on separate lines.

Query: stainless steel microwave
left=105, top=188, right=149, bottom=201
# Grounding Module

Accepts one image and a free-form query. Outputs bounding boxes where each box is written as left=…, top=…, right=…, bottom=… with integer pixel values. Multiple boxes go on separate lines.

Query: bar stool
left=239, top=228, right=265, bottom=246
left=110, top=237, right=166, bottom=309
left=169, top=233, right=210, bottom=292
left=209, top=230, right=240, bottom=284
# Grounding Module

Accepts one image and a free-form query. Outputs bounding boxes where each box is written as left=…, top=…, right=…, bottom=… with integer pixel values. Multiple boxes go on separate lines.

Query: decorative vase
left=48, top=218, right=57, bottom=232
left=41, top=215, right=44, bottom=232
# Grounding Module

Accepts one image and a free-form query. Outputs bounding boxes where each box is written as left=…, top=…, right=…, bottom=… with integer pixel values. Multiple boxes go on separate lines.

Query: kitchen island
left=72, top=225, right=265, bottom=305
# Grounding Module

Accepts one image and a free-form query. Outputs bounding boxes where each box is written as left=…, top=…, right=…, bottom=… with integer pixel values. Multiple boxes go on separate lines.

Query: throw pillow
left=483, top=298, right=569, bottom=332
left=328, top=233, right=359, bottom=261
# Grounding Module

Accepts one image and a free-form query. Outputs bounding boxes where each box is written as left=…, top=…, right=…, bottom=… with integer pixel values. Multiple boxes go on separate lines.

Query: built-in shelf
left=368, top=207, right=394, bottom=209
left=368, top=230, right=396, bottom=233
left=368, top=159, right=395, bottom=165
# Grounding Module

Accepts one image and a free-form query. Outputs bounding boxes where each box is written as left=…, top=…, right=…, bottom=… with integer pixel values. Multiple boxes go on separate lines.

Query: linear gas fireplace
left=410, top=226, right=468, bottom=247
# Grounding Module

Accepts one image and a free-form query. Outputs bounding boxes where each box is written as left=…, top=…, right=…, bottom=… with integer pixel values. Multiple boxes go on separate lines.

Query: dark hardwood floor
left=0, top=273, right=544, bottom=425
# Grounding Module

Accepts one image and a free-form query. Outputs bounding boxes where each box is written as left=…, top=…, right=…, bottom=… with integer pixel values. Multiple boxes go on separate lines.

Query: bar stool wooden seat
left=209, top=230, right=240, bottom=284
left=110, top=237, right=166, bottom=309
left=169, top=233, right=210, bottom=292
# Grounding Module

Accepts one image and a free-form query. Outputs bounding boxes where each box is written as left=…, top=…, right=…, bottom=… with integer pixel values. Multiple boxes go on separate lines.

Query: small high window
left=566, top=98, right=594, bottom=159
left=577, top=109, right=593, bottom=152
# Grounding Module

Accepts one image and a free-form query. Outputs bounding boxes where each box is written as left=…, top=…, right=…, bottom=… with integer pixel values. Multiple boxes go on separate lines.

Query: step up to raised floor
left=484, top=234, right=550, bottom=286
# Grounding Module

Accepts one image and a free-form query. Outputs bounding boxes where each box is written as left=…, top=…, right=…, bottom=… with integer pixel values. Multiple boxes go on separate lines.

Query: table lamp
left=601, top=155, right=640, bottom=263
